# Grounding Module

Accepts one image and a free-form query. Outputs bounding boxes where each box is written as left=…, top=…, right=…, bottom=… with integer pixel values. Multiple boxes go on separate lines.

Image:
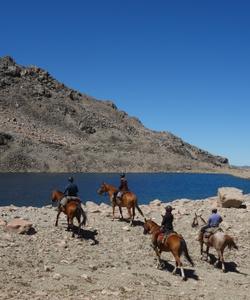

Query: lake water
left=0, top=173, right=249, bottom=207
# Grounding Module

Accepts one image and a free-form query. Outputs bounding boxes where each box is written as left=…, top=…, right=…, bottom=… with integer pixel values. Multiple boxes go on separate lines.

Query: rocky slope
left=0, top=193, right=249, bottom=300
left=0, top=56, right=229, bottom=172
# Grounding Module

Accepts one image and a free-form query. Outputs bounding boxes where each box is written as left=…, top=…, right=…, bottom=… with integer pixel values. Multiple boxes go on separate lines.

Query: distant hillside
left=0, top=56, right=229, bottom=172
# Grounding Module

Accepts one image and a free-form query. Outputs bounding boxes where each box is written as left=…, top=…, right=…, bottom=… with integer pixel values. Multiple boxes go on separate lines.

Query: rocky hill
left=0, top=56, right=229, bottom=172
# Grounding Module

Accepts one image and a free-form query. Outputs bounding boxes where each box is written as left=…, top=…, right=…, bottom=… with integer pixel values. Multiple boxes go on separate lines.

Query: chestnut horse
left=51, top=190, right=87, bottom=237
left=97, top=182, right=144, bottom=225
left=192, top=213, right=238, bottom=272
left=143, top=219, right=194, bottom=280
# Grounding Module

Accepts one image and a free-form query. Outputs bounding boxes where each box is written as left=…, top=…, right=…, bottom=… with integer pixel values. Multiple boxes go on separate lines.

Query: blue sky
left=0, top=0, right=249, bottom=166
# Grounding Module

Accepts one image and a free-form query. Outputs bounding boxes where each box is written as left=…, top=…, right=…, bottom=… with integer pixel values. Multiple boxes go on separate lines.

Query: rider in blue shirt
left=59, top=177, right=79, bottom=208
left=198, top=208, right=223, bottom=241
left=64, top=176, right=79, bottom=197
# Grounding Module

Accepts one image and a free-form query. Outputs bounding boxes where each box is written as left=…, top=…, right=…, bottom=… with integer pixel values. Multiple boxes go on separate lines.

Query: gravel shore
left=0, top=193, right=249, bottom=300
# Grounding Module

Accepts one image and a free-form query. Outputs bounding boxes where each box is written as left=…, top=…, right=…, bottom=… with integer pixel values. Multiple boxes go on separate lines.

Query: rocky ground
left=0, top=193, right=249, bottom=300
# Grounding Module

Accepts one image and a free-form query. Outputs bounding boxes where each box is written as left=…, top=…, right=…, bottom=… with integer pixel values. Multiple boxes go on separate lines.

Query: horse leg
left=119, top=206, right=124, bottom=219
left=55, top=211, right=61, bottom=226
left=112, top=204, right=115, bottom=221
left=77, top=214, right=81, bottom=237
left=66, top=216, right=70, bottom=231
left=154, top=247, right=164, bottom=269
left=172, top=252, right=185, bottom=280
left=128, top=208, right=133, bottom=226
left=200, top=241, right=204, bottom=260
left=219, top=250, right=226, bottom=272
left=205, top=245, right=210, bottom=262
left=132, top=205, right=135, bottom=223
left=68, top=216, right=75, bottom=238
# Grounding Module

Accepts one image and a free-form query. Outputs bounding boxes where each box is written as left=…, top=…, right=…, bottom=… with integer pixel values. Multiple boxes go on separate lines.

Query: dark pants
left=201, top=225, right=210, bottom=233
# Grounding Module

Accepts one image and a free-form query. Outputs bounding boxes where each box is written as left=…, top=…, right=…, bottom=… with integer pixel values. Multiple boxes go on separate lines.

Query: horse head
left=143, top=218, right=156, bottom=235
left=97, top=182, right=108, bottom=195
left=51, top=190, right=64, bottom=202
left=192, top=213, right=206, bottom=228
left=191, top=213, right=199, bottom=228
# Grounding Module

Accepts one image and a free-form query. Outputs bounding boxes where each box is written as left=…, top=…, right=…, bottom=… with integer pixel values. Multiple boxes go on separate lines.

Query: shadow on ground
left=158, top=259, right=199, bottom=281
left=70, top=225, right=99, bottom=245
left=208, top=253, right=247, bottom=275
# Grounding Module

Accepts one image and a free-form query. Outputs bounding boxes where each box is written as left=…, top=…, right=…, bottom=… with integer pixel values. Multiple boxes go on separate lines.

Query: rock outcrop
left=0, top=56, right=229, bottom=172
left=218, top=187, right=244, bottom=208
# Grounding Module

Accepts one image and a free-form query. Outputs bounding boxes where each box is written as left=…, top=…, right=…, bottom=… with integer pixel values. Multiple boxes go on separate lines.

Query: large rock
left=0, top=218, right=6, bottom=226
left=218, top=187, right=244, bottom=208
left=5, top=218, right=33, bottom=234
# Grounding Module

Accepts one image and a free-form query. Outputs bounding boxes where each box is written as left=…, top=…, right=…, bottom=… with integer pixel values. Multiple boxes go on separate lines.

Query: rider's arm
left=161, top=215, right=167, bottom=226
left=64, top=184, right=69, bottom=195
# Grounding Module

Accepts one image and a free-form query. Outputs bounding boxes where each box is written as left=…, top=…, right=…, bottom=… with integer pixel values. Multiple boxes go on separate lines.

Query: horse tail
left=225, top=235, right=238, bottom=250
left=135, top=203, right=144, bottom=217
left=180, top=238, right=194, bottom=267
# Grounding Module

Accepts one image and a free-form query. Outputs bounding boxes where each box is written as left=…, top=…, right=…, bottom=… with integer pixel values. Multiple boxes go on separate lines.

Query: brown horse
left=51, top=190, right=87, bottom=237
left=143, top=219, right=194, bottom=280
left=192, top=213, right=238, bottom=272
left=97, top=182, right=144, bottom=225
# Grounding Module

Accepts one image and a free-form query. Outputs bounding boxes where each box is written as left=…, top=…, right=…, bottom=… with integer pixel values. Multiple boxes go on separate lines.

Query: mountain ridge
left=0, top=56, right=229, bottom=172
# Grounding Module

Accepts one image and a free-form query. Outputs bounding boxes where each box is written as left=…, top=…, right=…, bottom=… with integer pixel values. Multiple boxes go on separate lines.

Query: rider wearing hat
left=198, top=208, right=223, bottom=241
left=64, top=176, right=79, bottom=197
left=160, top=205, right=175, bottom=244
left=118, top=173, right=129, bottom=192
left=161, top=205, right=174, bottom=233
left=60, top=176, right=79, bottom=208
left=114, top=173, right=129, bottom=202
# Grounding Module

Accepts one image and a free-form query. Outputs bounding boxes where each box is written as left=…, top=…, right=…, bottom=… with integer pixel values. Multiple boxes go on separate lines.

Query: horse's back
left=209, top=231, right=227, bottom=249
left=122, top=191, right=137, bottom=202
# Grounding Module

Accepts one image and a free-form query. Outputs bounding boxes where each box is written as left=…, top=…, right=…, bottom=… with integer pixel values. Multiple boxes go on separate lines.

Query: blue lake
left=0, top=173, right=249, bottom=207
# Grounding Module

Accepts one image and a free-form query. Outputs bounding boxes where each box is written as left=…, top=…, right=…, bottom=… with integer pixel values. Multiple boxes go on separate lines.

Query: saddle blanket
left=204, top=227, right=223, bottom=238
left=60, top=197, right=81, bottom=206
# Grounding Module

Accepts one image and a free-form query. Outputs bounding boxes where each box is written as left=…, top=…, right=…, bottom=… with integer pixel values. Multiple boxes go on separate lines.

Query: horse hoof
left=182, top=277, right=187, bottom=281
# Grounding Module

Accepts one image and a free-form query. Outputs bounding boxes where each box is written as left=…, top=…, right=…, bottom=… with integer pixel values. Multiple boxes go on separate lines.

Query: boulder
left=5, top=218, right=33, bottom=234
left=218, top=187, right=244, bottom=208
left=0, top=218, right=6, bottom=226
left=149, top=199, right=162, bottom=206
left=85, top=201, right=101, bottom=213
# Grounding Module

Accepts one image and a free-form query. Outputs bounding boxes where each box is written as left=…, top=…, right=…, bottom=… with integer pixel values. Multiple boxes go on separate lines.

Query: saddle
left=66, top=196, right=81, bottom=204
left=158, top=231, right=178, bottom=245
left=113, top=191, right=129, bottom=205
left=204, top=227, right=223, bottom=240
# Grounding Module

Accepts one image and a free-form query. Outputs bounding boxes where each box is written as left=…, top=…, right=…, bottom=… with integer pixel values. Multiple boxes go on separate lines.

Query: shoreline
left=0, top=168, right=249, bottom=179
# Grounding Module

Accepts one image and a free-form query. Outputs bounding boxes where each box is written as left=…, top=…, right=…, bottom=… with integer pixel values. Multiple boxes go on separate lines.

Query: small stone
left=122, top=226, right=131, bottom=231
left=44, top=265, right=52, bottom=272
left=80, top=274, right=92, bottom=282
left=52, top=273, right=62, bottom=280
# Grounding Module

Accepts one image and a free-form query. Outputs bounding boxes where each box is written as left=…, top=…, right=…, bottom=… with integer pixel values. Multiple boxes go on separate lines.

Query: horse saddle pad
left=158, top=232, right=176, bottom=242
left=66, top=196, right=81, bottom=203
left=204, top=227, right=222, bottom=238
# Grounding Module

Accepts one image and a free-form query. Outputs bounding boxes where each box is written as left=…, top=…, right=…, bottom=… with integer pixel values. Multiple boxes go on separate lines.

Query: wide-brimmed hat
left=165, top=205, right=174, bottom=212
